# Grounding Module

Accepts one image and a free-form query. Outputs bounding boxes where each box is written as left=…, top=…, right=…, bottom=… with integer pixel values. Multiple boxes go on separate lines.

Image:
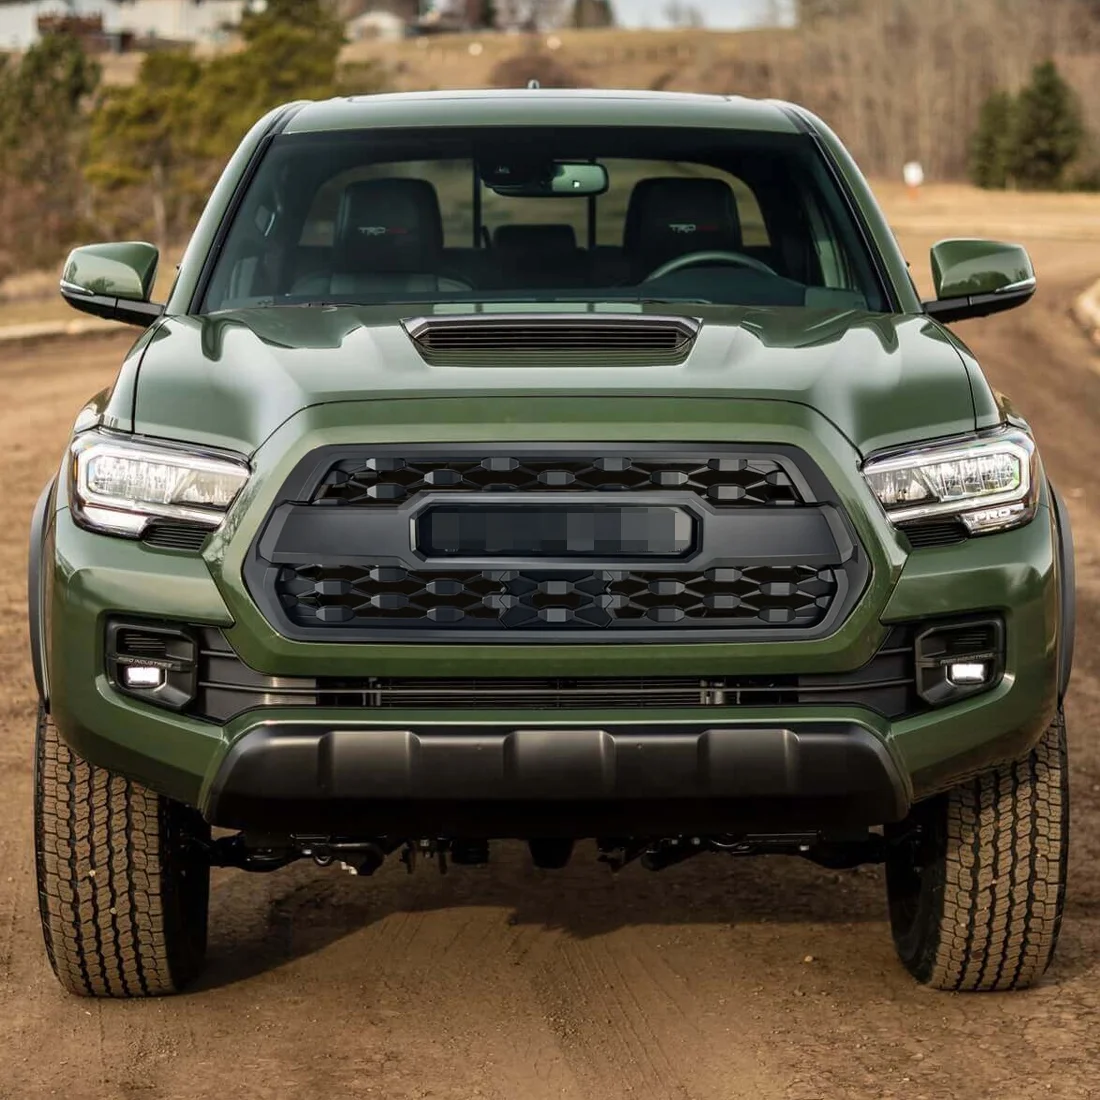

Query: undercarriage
left=206, top=829, right=889, bottom=876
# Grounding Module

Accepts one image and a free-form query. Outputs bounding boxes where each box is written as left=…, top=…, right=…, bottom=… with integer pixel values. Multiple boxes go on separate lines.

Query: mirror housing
left=60, top=242, right=165, bottom=327
left=923, top=238, right=1036, bottom=324
left=480, top=159, right=609, bottom=198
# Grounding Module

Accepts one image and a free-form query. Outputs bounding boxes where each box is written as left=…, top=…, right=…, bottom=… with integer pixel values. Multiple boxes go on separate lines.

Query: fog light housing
left=106, top=620, right=197, bottom=711
left=915, top=618, right=1004, bottom=705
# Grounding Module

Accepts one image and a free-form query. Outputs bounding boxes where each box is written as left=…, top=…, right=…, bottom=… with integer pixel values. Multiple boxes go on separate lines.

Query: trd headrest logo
left=668, top=223, right=721, bottom=234
left=357, top=226, right=410, bottom=236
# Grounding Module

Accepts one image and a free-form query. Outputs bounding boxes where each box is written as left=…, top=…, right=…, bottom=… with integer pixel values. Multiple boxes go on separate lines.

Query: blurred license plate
left=416, top=504, right=696, bottom=558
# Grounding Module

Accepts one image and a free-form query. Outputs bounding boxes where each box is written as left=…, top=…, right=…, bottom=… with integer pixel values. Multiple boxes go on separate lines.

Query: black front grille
left=277, top=564, right=838, bottom=631
left=314, top=455, right=802, bottom=508
left=192, top=625, right=920, bottom=723
left=246, top=444, right=865, bottom=642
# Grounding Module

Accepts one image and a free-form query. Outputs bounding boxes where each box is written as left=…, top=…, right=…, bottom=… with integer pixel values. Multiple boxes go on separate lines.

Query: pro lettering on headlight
left=861, top=428, right=1038, bottom=535
left=70, top=429, right=250, bottom=537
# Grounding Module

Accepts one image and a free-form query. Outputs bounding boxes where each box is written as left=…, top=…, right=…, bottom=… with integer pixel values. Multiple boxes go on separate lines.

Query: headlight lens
left=71, top=431, right=250, bottom=537
left=862, top=429, right=1038, bottom=535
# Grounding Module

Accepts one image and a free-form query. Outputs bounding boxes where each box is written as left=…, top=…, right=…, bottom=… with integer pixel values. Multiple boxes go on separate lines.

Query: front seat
left=293, top=178, right=470, bottom=297
left=622, top=177, right=743, bottom=282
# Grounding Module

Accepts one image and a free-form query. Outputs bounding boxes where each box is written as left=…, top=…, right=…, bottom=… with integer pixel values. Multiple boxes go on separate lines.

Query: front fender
left=1050, top=481, right=1076, bottom=701
left=27, top=477, right=56, bottom=706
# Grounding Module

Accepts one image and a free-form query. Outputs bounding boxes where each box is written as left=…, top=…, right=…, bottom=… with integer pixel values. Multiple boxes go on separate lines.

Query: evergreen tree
left=571, top=0, right=615, bottom=28
left=1010, top=60, right=1085, bottom=190
left=968, top=90, right=1015, bottom=190
left=82, top=0, right=385, bottom=246
left=85, top=51, right=204, bottom=245
left=200, top=0, right=348, bottom=153
left=0, top=33, right=99, bottom=277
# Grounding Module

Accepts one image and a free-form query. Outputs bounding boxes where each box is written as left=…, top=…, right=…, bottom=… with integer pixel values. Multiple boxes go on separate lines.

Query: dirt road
left=0, top=224, right=1098, bottom=1100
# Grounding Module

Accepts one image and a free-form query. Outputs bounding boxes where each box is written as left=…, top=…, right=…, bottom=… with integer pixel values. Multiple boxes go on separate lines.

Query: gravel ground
left=0, top=213, right=1096, bottom=1100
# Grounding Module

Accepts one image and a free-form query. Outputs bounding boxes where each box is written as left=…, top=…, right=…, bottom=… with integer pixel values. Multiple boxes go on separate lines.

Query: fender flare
left=1049, top=481, right=1076, bottom=702
left=28, top=476, right=56, bottom=708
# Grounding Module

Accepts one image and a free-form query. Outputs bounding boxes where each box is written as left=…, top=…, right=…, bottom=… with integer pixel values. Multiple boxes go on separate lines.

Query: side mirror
left=923, top=239, right=1036, bottom=324
left=60, top=242, right=165, bottom=327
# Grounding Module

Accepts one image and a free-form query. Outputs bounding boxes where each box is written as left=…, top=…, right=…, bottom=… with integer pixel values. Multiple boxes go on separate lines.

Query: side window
left=802, top=188, right=866, bottom=295
left=203, top=182, right=284, bottom=307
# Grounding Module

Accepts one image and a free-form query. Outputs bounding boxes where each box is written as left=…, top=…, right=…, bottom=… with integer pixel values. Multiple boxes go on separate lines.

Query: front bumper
left=42, top=397, right=1063, bottom=835
left=44, top=493, right=1061, bottom=834
left=205, top=721, right=906, bottom=835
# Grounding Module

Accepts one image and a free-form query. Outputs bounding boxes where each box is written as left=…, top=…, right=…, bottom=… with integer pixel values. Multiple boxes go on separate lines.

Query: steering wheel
left=641, top=250, right=779, bottom=283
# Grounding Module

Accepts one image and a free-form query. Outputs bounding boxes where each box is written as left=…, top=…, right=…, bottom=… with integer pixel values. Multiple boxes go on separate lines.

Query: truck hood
left=128, top=303, right=977, bottom=456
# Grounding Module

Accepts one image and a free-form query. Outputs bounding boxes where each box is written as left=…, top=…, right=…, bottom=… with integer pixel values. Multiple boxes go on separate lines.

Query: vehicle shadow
left=194, top=842, right=893, bottom=992
left=194, top=834, right=1098, bottom=992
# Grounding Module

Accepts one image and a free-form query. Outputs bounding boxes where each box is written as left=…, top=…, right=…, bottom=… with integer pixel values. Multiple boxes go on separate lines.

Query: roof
left=283, top=89, right=802, bottom=135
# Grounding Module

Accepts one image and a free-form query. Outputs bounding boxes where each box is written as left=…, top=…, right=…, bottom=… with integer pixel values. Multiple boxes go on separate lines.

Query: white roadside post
left=903, top=160, right=925, bottom=201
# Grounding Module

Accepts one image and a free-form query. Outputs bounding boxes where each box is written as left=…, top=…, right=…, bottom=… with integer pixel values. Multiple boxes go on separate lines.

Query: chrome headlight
left=71, top=430, right=250, bottom=537
left=862, top=429, right=1038, bottom=535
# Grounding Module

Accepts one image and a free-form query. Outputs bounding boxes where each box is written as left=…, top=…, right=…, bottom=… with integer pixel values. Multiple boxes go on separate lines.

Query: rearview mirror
left=60, top=242, right=165, bottom=327
left=923, top=238, right=1036, bottom=324
left=481, top=160, right=609, bottom=198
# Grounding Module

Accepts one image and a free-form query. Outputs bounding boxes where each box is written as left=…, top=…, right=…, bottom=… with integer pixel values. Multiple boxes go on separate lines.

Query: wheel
left=885, top=707, right=1069, bottom=991
left=34, top=704, right=211, bottom=997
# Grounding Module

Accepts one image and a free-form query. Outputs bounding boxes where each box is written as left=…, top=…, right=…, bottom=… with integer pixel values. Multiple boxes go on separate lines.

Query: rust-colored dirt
left=0, top=223, right=1097, bottom=1100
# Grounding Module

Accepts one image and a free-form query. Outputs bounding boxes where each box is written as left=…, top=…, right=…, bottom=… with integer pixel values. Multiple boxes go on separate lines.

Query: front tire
left=34, top=705, right=211, bottom=997
left=885, top=707, right=1069, bottom=991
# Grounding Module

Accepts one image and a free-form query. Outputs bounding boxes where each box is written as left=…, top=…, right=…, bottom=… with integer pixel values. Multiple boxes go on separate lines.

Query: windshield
left=200, top=126, right=889, bottom=314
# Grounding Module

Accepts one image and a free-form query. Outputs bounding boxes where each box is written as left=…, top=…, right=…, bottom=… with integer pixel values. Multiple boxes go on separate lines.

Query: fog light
left=106, top=620, right=198, bottom=712
left=122, top=664, right=166, bottom=689
left=915, top=618, right=1004, bottom=706
left=947, top=661, right=989, bottom=685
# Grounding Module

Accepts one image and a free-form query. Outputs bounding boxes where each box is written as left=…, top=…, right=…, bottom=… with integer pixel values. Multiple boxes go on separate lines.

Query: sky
left=610, top=0, right=794, bottom=29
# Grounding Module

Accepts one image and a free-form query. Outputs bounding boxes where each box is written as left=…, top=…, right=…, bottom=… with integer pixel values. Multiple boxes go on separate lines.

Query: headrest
left=623, top=177, right=743, bottom=274
left=493, top=223, right=578, bottom=254
left=335, top=178, right=444, bottom=273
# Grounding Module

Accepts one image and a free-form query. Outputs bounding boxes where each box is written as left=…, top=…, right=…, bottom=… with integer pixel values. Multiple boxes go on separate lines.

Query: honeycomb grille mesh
left=276, top=564, right=838, bottom=632
left=313, top=455, right=802, bottom=508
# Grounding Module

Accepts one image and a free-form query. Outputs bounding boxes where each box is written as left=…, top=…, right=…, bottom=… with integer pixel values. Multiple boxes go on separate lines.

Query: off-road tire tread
left=34, top=706, right=209, bottom=997
left=890, top=709, right=1068, bottom=992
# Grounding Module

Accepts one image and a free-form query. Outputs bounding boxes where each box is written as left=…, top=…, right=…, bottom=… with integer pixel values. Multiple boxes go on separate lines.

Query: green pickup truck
left=31, top=89, right=1073, bottom=997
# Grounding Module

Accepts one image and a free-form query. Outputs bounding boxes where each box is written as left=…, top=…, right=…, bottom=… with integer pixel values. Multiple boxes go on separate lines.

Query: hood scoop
left=403, top=313, right=700, bottom=366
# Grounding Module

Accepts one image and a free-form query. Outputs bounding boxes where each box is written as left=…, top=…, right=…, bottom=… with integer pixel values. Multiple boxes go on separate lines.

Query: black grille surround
left=192, top=625, right=921, bottom=724
left=245, top=444, right=870, bottom=643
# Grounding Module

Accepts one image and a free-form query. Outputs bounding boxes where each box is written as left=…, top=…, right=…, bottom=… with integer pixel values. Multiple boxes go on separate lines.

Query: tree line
left=0, top=0, right=379, bottom=282
left=702, top=0, right=1099, bottom=186
left=0, top=0, right=1097, bottom=284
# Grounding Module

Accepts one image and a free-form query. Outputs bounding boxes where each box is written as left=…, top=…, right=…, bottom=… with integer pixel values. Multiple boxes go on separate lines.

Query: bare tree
left=664, top=1, right=704, bottom=28
left=702, top=0, right=1100, bottom=181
